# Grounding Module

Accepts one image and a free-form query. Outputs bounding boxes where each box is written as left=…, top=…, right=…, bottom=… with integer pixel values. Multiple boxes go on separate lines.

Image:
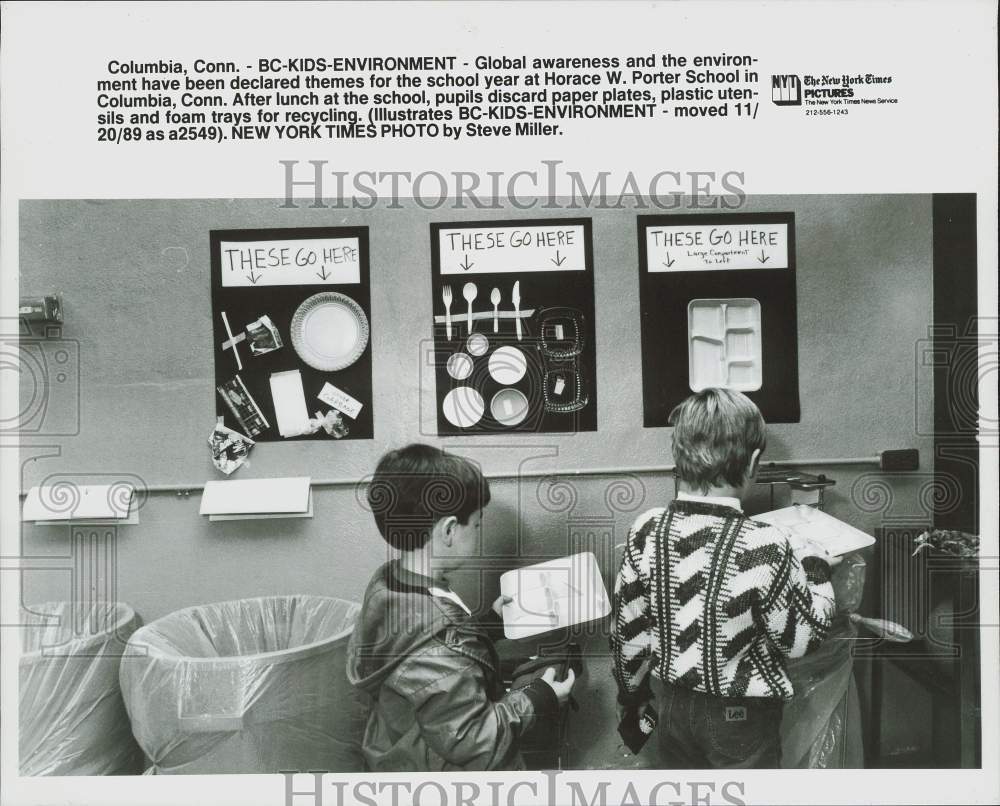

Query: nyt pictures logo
left=771, top=75, right=802, bottom=106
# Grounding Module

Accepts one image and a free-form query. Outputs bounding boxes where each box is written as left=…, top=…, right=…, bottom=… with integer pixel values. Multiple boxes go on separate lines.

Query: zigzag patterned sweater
left=611, top=498, right=835, bottom=702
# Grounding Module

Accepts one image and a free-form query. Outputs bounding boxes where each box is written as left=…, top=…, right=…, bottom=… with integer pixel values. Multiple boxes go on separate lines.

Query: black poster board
left=637, top=212, right=800, bottom=425
left=429, top=218, right=597, bottom=435
left=210, top=226, right=373, bottom=441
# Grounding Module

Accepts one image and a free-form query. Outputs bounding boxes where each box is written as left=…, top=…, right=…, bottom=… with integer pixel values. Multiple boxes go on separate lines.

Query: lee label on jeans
left=318, top=383, right=363, bottom=419
left=724, top=706, right=747, bottom=722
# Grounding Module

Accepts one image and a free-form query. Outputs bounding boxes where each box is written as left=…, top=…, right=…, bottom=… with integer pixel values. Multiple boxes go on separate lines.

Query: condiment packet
left=208, top=418, right=255, bottom=475
left=246, top=314, right=283, bottom=355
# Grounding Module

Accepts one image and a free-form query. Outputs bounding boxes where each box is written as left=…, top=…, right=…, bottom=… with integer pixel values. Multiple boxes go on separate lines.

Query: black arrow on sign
left=663, top=252, right=675, bottom=268
left=246, top=270, right=261, bottom=284
left=459, top=254, right=474, bottom=272
left=551, top=250, right=566, bottom=267
left=757, top=251, right=770, bottom=264
left=316, top=266, right=330, bottom=281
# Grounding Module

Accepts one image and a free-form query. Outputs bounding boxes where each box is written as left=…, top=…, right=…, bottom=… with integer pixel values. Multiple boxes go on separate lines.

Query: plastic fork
left=442, top=285, right=453, bottom=340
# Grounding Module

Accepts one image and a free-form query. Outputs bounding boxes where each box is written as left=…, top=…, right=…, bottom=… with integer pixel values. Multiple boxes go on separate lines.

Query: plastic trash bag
left=119, top=595, right=366, bottom=774
left=19, top=601, right=143, bottom=775
left=781, top=554, right=867, bottom=768
left=831, top=552, right=867, bottom=614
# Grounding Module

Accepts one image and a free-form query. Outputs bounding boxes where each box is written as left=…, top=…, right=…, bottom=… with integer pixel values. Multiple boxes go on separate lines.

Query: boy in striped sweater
left=610, top=389, right=837, bottom=768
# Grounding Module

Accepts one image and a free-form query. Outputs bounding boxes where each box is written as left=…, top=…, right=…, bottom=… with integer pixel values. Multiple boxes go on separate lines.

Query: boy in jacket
left=347, top=443, right=575, bottom=772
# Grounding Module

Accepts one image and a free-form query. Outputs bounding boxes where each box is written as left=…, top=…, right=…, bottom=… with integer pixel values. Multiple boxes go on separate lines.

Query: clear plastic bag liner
left=782, top=599, right=866, bottom=766
left=831, top=552, right=867, bottom=614
left=19, top=601, right=143, bottom=775
left=119, top=595, right=367, bottom=774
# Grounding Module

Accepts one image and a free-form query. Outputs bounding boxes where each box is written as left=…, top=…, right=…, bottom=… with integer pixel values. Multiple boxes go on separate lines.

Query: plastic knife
left=512, top=281, right=522, bottom=340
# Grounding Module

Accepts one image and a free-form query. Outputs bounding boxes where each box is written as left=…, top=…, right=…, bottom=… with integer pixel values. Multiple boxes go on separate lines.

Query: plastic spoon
left=442, top=285, right=453, bottom=340
left=463, top=282, right=477, bottom=334
left=491, top=287, right=501, bottom=332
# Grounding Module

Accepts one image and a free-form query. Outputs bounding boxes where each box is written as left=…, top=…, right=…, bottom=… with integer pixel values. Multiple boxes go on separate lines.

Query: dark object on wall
left=429, top=218, right=598, bottom=435
left=19, top=295, right=62, bottom=324
left=637, top=212, right=800, bottom=424
left=210, top=227, right=373, bottom=441
left=879, top=449, right=920, bottom=472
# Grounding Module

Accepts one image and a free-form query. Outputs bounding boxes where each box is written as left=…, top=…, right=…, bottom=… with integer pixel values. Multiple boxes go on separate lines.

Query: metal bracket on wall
left=19, top=295, right=63, bottom=324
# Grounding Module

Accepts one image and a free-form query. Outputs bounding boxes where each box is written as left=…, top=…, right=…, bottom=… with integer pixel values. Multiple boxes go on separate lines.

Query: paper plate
left=290, top=292, right=369, bottom=371
left=467, top=332, right=489, bottom=356
left=442, top=387, right=484, bottom=428
left=490, top=388, right=529, bottom=426
left=446, top=352, right=474, bottom=380
left=488, top=346, right=527, bottom=385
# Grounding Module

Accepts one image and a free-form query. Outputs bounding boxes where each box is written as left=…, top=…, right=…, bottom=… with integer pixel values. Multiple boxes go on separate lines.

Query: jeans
left=658, top=682, right=783, bottom=769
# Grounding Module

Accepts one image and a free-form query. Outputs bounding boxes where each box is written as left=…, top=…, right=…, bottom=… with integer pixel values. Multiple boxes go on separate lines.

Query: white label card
left=438, top=225, right=586, bottom=275
left=317, top=382, right=364, bottom=419
left=221, top=238, right=360, bottom=287
left=646, top=223, right=789, bottom=272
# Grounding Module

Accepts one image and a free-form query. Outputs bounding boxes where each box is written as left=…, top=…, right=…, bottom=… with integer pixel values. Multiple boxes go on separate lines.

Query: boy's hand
left=796, top=539, right=843, bottom=567
left=616, top=700, right=652, bottom=724
left=492, top=595, right=512, bottom=617
left=541, top=667, right=576, bottom=706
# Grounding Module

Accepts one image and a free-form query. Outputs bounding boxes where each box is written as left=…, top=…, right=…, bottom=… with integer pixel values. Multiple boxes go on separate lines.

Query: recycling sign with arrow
left=644, top=221, right=789, bottom=272
left=220, top=236, right=360, bottom=287
left=437, top=224, right=586, bottom=275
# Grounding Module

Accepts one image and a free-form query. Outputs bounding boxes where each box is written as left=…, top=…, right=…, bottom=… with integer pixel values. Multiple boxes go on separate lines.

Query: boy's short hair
left=668, top=389, right=766, bottom=491
left=366, top=443, right=490, bottom=551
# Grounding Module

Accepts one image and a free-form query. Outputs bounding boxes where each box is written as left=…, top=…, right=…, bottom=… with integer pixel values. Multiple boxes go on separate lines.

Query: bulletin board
left=210, top=226, right=373, bottom=441
left=429, top=218, right=597, bottom=435
left=637, top=212, right=801, bottom=425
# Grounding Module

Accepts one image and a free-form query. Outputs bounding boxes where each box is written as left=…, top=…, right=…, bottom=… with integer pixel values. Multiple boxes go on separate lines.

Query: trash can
left=19, top=601, right=143, bottom=775
left=781, top=554, right=867, bottom=768
left=119, top=595, right=366, bottom=774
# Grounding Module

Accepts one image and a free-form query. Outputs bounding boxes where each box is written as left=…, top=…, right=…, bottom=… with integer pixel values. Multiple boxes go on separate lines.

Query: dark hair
left=668, top=388, right=766, bottom=491
left=366, top=443, right=491, bottom=551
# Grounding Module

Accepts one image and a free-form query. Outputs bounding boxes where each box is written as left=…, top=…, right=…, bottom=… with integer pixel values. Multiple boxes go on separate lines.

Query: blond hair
left=668, top=389, right=766, bottom=491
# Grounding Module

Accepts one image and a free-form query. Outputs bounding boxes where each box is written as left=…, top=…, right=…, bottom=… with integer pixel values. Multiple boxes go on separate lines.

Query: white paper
left=754, top=504, right=876, bottom=557
left=438, top=225, right=586, bottom=274
left=208, top=492, right=313, bottom=521
left=22, top=484, right=134, bottom=522
left=220, top=238, right=360, bottom=287
left=317, top=382, right=364, bottom=419
left=646, top=223, right=789, bottom=272
left=199, top=476, right=311, bottom=516
left=499, top=552, right=610, bottom=639
left=269, top=370, right=311, bottom=437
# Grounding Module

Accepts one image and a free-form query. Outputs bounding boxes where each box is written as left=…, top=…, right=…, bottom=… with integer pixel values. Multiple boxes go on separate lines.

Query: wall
left=16, top=195, right=935, bottom=622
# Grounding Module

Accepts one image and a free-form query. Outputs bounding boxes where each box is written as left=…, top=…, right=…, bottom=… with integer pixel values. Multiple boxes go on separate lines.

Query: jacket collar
left=386, top=561, right=473, bottom=616
left=670, top=495, right=744, bottom=519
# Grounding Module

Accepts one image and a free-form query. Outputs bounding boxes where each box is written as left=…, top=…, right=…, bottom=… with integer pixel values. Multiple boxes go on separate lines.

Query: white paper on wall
left=199, top=476, right=312, bottom=517
left=22, top=484, right=135, bottom=522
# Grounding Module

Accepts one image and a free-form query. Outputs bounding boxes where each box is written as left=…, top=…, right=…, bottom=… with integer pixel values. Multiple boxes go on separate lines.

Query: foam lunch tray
left=687, top=298, right=762, bottom=392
